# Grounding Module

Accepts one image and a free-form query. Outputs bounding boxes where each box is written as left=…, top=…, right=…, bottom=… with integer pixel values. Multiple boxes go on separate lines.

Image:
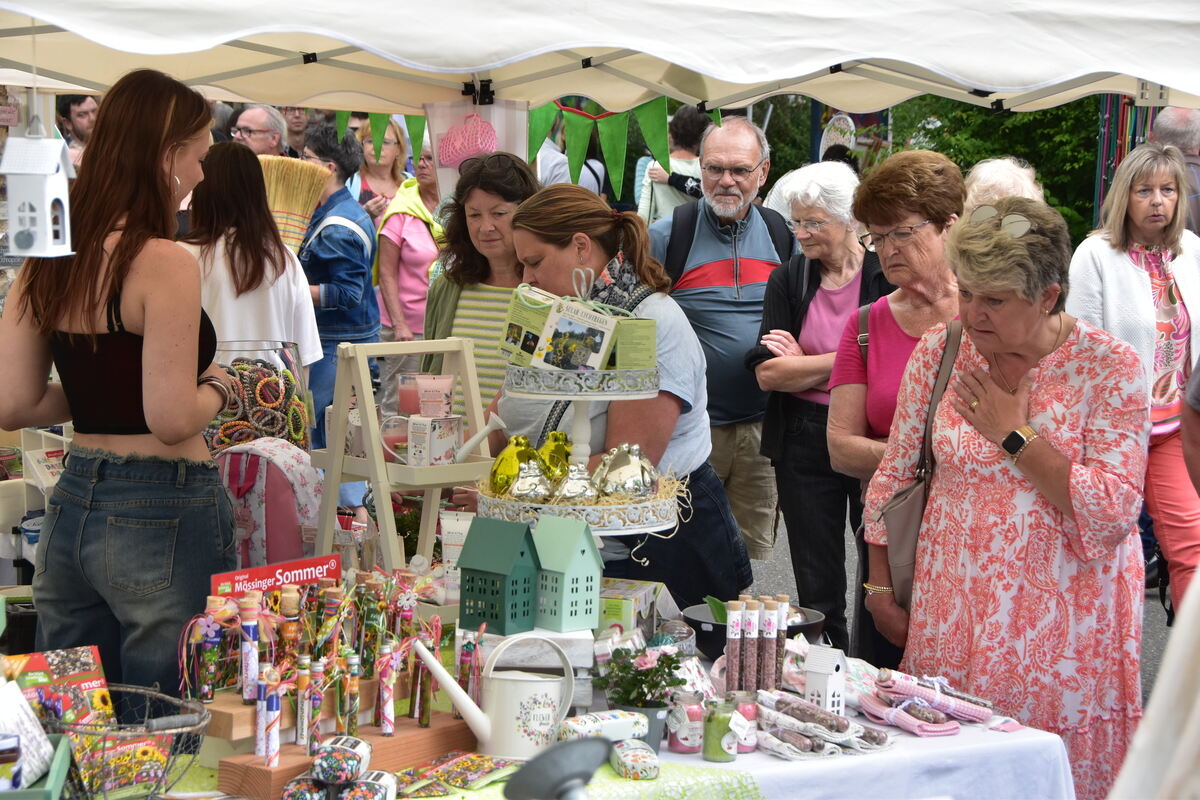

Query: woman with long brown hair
left=0, top=69, right=237, bottom=694
left=179, top=141, right=321, bottom=367
left=498, top=183, right=752, bottom=609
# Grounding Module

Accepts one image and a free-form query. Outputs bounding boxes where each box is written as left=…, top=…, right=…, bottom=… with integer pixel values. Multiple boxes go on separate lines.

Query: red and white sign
left=211, top=554, right=342, bottom=597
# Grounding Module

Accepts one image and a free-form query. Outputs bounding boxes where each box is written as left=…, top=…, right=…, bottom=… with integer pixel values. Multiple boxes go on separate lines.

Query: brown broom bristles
left=258, top=155, right=330, bottom=252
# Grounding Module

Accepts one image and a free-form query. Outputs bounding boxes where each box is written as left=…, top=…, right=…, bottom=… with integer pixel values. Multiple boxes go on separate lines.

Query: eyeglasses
left=280, top=106, right=304, bottom=115
left=418, top=154, right=434, bottom=164
left=302, top=152, right=330, bottom=165
left=969, top=204, right=1033, bottom=237
left=859, top=220, right=932, bottom=252
left=701, top=157, right=765, bottom=182
left=231, top=126, right=272, bottom=138
left=791, top=218, right=832, bottom=233
left=361, top=139, right=399, bottom=148
left=458, top=152, right=517, bottom=175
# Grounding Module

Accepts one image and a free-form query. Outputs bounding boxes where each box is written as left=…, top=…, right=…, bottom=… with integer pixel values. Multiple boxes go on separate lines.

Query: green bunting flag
left=367, top=112, right=390, bottom=164
left=708, top=108, right=722, bottom=127
left=527, top=102, right=560, bottom=163
left=561, top=109, right=594, bottom=185
left=335, top=110, right=351, bottom=139
left=404, top=115, right=427, bottom=161
left=632, top=97, right=670, bottom=171
left=596, top=111, right=629, bottom=200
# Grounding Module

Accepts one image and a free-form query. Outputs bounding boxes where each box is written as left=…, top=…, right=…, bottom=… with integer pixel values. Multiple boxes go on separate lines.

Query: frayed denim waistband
left=66, top=445, right=216, bottom=469
left=61, top=445, right=221, bottom=488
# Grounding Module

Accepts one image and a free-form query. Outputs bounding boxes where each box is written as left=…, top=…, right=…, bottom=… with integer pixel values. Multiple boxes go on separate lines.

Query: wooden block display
left=217, top=714, right=476, bottom=800
left=205, top=676, right=394, bottom=741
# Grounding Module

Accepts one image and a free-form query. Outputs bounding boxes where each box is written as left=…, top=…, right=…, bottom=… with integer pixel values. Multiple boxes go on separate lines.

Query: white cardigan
left=1066, top=230, right=1200, bottom=393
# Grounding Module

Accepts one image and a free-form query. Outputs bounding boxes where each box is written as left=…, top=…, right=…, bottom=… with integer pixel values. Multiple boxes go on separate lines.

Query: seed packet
left=394, top=767, right=451, bottom=797
left=420, top=751, right=519, bottom=791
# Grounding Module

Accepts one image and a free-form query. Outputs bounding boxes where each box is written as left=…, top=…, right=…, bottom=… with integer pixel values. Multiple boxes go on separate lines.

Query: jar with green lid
left=702, top=698, right=738, bottom=762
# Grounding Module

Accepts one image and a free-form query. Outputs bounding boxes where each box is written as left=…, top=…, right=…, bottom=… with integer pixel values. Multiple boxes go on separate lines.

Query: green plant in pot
left=593, top=646, right=686, bottom=753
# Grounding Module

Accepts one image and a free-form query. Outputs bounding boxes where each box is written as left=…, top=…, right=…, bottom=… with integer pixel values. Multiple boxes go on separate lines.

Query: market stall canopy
left=1, top=0, right=1198, bottom=112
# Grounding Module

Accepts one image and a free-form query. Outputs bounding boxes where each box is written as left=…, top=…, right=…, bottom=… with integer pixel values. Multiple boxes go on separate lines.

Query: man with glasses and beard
left=650, top=116, right=794, bottom=567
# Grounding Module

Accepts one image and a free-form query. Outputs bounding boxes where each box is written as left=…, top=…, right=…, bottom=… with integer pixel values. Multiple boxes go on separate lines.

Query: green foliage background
left=614, top=94, right=1099, bottom=244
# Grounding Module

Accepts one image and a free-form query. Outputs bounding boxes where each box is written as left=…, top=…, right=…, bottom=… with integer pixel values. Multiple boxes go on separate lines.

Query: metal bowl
left=681, top=604, right=826, bottom=662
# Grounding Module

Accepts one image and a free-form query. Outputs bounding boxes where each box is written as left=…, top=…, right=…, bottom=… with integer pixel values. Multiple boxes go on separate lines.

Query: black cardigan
left=744, top=251, right=893, bottom=462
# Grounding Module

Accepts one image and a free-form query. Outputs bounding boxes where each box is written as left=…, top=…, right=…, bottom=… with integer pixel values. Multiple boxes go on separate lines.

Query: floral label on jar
left=729, top=709, right=757, bottom=747
left=721, top=730, right=739, bottom=755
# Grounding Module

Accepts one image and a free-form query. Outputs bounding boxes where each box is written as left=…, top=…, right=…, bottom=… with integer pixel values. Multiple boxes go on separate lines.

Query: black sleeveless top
left=49, top=292, right=218, bottom=435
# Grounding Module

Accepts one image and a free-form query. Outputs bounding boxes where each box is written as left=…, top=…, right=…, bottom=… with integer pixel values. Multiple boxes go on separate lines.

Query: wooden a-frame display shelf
left=311, top=338, right=492, bottom=570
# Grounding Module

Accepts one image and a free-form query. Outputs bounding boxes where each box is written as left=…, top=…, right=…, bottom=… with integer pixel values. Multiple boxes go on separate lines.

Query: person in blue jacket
left=299, top=123, right=380, bottom=461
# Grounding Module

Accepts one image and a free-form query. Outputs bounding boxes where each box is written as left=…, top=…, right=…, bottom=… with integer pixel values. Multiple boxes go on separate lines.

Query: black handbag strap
left=916, top=321, right=963, bottom=479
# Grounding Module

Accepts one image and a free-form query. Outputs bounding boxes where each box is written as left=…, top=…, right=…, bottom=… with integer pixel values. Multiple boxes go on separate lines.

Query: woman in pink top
left=826, top=150, right=963, bottom=667
left=374, top=144, right=442, bottom=414
left=745, top=162, right=891, bottom=652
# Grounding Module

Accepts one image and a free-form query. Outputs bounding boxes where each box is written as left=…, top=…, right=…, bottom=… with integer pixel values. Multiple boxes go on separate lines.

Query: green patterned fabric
left=170, top=756, right=764, bottom=799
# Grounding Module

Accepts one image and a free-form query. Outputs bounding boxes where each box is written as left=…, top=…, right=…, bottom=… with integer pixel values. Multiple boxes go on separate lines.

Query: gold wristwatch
left=1001, top=424, right=1039, bottom=462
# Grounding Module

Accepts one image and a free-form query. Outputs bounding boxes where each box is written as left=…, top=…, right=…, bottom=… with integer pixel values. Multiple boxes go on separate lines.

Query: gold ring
left=969, top=399, right=979, bottom=410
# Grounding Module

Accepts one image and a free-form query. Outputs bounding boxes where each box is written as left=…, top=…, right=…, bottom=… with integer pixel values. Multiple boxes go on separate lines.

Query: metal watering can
left=412, top=633, right=575, bottom=760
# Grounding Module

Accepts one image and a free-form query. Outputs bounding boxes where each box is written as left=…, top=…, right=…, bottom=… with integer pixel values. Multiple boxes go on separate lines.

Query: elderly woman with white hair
left=745, top=160, right=893, bottom=650
left=963, top=156, right=1045, bottom=212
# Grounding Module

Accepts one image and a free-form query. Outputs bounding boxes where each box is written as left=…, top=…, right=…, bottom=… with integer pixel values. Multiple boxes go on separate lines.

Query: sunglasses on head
left=970, top=204, right=1033, bottom=238
left=458, top=152, right=516, bottom=175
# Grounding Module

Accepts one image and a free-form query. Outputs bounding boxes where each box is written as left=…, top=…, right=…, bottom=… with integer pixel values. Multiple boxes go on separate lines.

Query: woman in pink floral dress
left=863, top=198, right=1148, bottom=800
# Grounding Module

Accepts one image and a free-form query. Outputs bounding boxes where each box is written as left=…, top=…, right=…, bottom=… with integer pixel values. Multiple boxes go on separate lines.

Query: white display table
left=659, top=720, right=1076, bottom=800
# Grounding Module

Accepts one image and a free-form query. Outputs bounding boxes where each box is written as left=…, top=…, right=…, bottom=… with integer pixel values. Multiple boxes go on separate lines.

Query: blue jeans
left=628, top=462, right=753, bottom=610
left=33, top=447, right=236, bottom=695
left=310, top=336, right=375, bottom=506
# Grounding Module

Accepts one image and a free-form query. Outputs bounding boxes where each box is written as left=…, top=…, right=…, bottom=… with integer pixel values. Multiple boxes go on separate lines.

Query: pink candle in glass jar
left=726, top=690, right=758, bottom=753
left=397, top=374, right=421, bottom=415
left=381, top=417, right=408, bottom=462
left=667, top=690, right=705, bottom=754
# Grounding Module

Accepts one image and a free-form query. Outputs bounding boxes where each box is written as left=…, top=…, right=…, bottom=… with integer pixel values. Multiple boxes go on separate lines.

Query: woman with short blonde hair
left=867, top=195, right=1148, bottom=800
left=1067, top=142, right=1200, bottom=611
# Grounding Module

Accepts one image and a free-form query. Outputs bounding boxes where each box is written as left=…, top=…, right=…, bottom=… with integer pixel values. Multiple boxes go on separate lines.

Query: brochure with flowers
left=0, top=646, right=171, bottom=791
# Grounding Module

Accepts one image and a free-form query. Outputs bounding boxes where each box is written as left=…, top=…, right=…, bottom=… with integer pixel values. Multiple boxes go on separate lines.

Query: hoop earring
left=173, top=175, right=181, bottom=194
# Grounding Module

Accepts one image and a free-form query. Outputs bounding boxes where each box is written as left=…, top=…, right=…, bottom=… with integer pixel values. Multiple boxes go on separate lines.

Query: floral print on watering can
left=515, top=691, right=559, bottom=745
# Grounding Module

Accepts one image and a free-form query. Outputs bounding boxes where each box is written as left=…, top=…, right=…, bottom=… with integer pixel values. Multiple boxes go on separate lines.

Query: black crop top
left=49, top=292, right=218, bottom=435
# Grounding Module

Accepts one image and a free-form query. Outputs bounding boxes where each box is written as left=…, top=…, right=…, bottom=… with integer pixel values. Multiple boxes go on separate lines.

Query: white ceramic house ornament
left=803, top=643, right=848, bottom=716
left=0, top=136, right=75, bottom=258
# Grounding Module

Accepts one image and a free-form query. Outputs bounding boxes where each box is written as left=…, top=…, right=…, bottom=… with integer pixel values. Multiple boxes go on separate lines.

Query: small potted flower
left=593, top=646, right=686, bottom=752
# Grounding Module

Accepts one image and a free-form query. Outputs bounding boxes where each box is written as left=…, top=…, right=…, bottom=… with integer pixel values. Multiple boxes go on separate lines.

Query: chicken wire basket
left=44, top=684, right=209, bottom=799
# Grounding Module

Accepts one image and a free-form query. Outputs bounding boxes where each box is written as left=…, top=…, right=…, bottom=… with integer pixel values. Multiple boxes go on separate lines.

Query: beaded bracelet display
left=203, top=357, right=309, bottom=453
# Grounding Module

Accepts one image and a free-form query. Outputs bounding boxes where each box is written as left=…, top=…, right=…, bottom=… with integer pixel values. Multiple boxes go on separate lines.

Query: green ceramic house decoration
left=533, top=515, right=603, bottom=632
left=458, top=517, right=540, bottom=636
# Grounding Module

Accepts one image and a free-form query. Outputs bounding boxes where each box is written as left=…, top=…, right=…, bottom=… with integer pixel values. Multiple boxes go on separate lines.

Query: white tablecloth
left=659, top=720, right=1076, bottom=800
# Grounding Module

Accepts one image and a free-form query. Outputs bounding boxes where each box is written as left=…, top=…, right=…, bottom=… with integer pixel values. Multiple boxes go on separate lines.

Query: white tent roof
left=1, top=0, right=1197, bottom=112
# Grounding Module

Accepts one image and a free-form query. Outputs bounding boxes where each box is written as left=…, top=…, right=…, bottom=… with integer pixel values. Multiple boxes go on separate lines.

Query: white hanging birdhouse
left=1, top=136, right=75, bottom=258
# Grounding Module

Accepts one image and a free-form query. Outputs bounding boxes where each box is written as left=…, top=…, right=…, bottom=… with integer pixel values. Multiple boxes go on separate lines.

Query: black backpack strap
left=856, top=303, right=871, bottom=362
left=754, top=203, right=794, bottom=266
left=664, top=200, right=701, bottom=288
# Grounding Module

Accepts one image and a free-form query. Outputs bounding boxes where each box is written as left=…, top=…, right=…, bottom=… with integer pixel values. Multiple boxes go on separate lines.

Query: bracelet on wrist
left=863, top=582, right=894, bottom=596
left=198, top=375, right=231, bottom=409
